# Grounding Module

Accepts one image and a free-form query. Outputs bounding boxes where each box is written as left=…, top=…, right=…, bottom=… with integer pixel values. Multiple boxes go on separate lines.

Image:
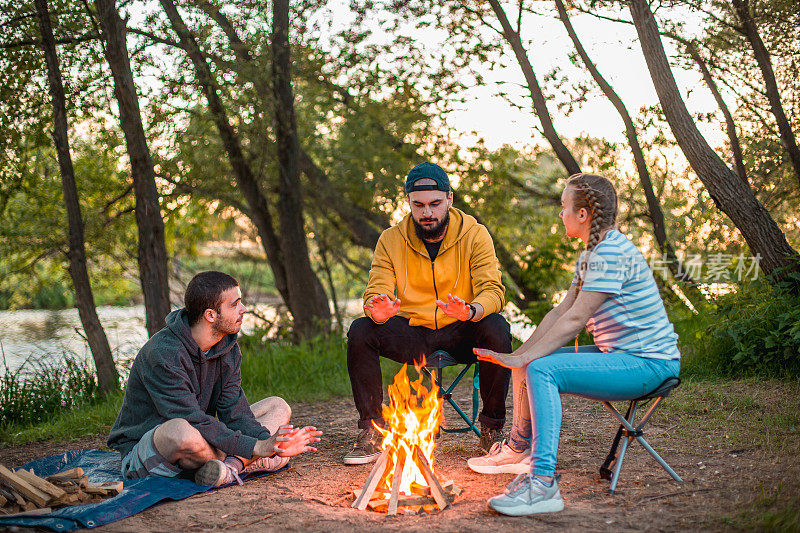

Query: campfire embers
left=352, top=359, right=461, bottom=515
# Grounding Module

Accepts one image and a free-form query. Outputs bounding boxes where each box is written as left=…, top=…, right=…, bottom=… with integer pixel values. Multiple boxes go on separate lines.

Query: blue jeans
left=507, top=345, right=680, bottom=477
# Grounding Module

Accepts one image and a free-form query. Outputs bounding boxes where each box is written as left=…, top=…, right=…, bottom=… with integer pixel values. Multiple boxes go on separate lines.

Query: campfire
left=352, top=358, right=461, bottom=515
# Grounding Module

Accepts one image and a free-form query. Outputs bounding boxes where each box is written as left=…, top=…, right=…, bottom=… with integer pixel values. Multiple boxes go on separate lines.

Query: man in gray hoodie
left=108, top=271, right=321, bottom=486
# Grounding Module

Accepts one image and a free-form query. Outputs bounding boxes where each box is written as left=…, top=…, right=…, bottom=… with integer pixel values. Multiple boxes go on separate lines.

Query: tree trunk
left=629, top=0, right=798, bottom=278
left=197, top=2, right=386, bottom=250
left=158, top=0, right=291, bottom=308
left=487, top=0, right=581, bottom=175
left=271, top=0, right=331, bottom=339
left=553, top=0, right=706, bottom=307
left=731, top=0, right=800, bottom=186
left=34, top=0, right=119, bottom=395
left=94, top=0, right=170, bottom=336
left=683, top=41, right=748, bottom=184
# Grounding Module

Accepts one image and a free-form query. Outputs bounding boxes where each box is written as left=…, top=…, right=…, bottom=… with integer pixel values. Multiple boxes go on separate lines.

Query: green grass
left=238, top=333, right=430, bottom=404
left=0, top=391, right=123, bottom=445
left=0, top=350, right=102, bottom=429
left=723, top=483, right=800, bottom=531
left=0, top=334, right=472, bottom=445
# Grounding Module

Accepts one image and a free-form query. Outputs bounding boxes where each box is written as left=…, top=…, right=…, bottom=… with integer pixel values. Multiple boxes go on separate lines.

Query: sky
left=319, top=1, right=729, bottom=152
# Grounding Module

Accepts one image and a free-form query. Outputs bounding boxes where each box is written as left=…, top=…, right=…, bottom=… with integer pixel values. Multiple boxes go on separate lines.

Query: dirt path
left=1, top=380, right=798, bottom=531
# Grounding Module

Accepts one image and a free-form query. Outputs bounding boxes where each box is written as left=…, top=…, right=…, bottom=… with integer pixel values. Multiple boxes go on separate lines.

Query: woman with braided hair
left=469, top=173, right=680, bottom=515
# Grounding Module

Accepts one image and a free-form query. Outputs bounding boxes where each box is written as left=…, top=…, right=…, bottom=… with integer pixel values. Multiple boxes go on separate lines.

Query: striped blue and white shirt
left=572, top=229, right=680, bottom=360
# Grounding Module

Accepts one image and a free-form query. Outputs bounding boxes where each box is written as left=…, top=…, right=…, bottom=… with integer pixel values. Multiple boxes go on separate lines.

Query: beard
left=212, top=314, right=242, bottom=336
left=413, top=210, right=450, bottom=241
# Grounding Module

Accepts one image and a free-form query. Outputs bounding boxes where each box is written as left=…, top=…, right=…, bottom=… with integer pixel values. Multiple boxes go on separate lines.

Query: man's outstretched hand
left=254, top=425, right=322, bottom=458
left=273, top=425, right=322, bottom=456
left=436, top=293, right=471, bottom=321
left=364, top=294, right=401, bottom=323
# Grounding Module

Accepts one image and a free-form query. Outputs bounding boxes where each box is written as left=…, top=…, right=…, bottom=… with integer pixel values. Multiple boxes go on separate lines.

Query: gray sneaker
left=343, top=426, right=383, bottom=465
left=487, top=473, right=564, bottom=515
left=194, top=459, right=243, bottom=487
left=244, top=454, right=290, bottom=473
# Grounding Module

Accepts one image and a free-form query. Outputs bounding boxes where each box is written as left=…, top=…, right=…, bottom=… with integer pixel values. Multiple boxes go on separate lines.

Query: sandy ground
left=1, top=381, right=798, bottom=532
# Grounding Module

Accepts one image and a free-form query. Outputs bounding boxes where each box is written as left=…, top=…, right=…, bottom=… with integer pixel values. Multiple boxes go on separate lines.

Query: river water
left=0, top=302, right=534, bottom=376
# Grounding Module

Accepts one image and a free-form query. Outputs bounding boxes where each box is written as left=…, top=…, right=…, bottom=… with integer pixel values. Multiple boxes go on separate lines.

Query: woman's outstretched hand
left=473, top=347, right=526, bottom=369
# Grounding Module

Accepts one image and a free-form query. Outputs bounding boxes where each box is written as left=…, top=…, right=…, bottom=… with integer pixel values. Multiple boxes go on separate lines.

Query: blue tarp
left=0, top=449, right=281, bottom=531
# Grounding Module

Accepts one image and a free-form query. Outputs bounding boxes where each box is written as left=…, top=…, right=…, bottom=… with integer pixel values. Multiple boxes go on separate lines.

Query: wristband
left=467, top=303, right=476, bottom=321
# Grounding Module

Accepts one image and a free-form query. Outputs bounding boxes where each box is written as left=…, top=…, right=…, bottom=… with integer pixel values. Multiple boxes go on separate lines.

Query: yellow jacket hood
left=363, top=207, right=505, bottom=329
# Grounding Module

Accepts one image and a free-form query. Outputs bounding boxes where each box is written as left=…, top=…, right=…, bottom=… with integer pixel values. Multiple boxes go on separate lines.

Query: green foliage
left=0, top=390, right=123, bottom=445
left=237, top=333, right=417, bottom=406
left=676, top=271, right=800, bottom=378
left=0, top=351, right=102, bottom=430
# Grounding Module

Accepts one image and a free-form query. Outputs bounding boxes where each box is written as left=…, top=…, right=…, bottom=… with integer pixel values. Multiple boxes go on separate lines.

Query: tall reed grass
left=0, top=350, right=102, bottom=429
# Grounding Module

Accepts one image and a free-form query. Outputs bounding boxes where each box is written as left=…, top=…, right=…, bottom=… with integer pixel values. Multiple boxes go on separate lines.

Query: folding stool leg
left=600, top=402, right=635, bottom=480
left=634, top=436, right=682, bottom=482
left=632, top=398, right=683, bottom=482
left=422, top=364, right=481, bottom=436
left=603, top=401, right=639, bottom=494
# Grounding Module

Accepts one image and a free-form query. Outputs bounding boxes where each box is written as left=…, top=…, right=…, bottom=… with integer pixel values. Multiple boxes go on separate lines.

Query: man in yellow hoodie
left=344, top=162, right=512, bottom=464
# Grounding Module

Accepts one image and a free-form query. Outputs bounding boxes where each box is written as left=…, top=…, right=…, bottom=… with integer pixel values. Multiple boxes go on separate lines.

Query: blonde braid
left=565, top=173, right=619, bottom=350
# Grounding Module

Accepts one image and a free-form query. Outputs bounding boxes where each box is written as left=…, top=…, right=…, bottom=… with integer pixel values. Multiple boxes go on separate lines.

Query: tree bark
left=271, top=0, right=331, bottom=339
left=629, top=0, right=798, bottom=278
left=684, top=41, right=748, bottom=184
left=731, top=0, right=800, bottom=187
left=158, top=0, right=291, bottom=309
left=94, top=0, right=170, bottom=336
left=197, top=2, right=386, bottom=250
left=553, top=0, right=706, bottom=307
left=34, top=0, right=119, bottom=395
left=487, top=0, right=581, bottom=175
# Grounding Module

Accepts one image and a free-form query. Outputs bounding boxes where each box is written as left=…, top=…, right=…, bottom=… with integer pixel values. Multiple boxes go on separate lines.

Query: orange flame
left=373, top=356, right=443, bottom=495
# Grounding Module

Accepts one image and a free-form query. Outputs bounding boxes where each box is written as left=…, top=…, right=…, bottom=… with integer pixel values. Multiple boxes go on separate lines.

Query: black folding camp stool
left=421, top=350, right=481, bottom=437
left=597, top=376, right=683, bottom=493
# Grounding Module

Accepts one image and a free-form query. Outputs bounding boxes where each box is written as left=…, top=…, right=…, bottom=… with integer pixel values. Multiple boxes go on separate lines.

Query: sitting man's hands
left=436, top=293, right=474, bottom=321
left=364, top=294, right=401, bottom=323
left=254, top=425, right=322, bottom=457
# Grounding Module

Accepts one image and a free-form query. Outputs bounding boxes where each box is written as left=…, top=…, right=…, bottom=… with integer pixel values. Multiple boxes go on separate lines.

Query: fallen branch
left=636, top=487, right=715, bottom=504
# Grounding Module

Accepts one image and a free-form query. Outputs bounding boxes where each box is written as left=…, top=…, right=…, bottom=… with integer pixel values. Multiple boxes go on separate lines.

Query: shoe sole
left=488, top=498, right=565, bottom=515
left=244, top=456, right=290, bottom=473
left=467, top=460, right=531, bottom=475
left=343, top=452, right=382, bottom=465
left=195, top=461, right=224, bottom=486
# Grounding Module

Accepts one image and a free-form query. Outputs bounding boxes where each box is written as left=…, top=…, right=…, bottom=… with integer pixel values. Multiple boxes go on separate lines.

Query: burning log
left=351, top=359, right=460, bottom=515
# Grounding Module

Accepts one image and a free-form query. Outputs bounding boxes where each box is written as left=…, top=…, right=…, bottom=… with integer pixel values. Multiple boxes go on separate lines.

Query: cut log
left=411, top=479, right=454, bottom=496
left=372, top=492, right=456, bottom=512
left=85, top=481, right=123, bottom=496
left=52, top=468, right=84, bottom=480
left=412, top=447, right=448, bottom=510
left=54, top=492, right=81, bottom=505
left=14, top=469, right=66, bottom=501
left=0, top=464, right=50, bottom=507
left=351, top=448, right=389, bottom=510
left=0, top=487, right=25, bottom=506
left=387, top=454, right=404, bottom=516
left=0, top=486, right=15, bottom=502
left=0, top=494, right=6, bottom=507
left=0, top=504, right=22, bottom=514
left=0, top=506, right=53, bottom=518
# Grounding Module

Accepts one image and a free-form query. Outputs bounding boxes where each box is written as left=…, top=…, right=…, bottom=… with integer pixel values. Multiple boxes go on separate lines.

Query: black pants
left=346, top=314, right=512, bottom=430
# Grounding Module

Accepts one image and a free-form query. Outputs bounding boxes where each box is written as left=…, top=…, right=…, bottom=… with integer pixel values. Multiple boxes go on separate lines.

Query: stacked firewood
left=0, top=464, right=122, bottom=517
left=353, top=480, right=462, bottom=514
